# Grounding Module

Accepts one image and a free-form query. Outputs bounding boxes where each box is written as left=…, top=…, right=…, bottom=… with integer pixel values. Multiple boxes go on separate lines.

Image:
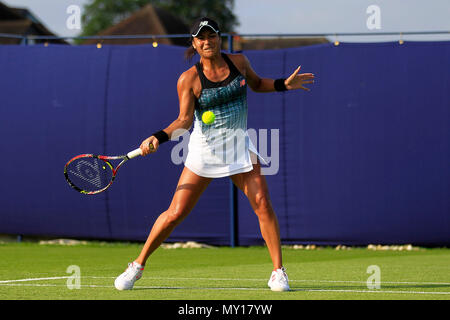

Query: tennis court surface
left=1, top=242, right=449, bottom=300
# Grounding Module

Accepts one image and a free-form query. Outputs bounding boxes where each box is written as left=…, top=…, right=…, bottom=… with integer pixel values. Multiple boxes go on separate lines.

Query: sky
left=2, top=0, right=450, bottom=42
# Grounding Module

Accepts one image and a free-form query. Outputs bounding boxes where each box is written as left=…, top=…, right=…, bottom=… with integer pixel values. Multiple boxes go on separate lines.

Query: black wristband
left=274, top=78, right=287, bottom=91
left=152, top=130, right=169, bottom=144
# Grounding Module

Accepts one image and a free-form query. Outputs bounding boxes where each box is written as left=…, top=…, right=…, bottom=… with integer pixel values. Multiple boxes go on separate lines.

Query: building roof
left=231, top=36, right=329, bottom=51
left=82, top=4, right=190, bottom=46
left=0, top=1, right=67, bottom=44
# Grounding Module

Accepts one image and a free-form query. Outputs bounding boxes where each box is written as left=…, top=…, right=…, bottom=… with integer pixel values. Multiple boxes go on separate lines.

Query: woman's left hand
left=285, top=66, right=315, bottom=91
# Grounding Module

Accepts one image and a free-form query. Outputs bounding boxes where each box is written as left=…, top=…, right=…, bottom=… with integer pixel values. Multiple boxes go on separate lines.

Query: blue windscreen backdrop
left=0, top=41, right=449, bottom=245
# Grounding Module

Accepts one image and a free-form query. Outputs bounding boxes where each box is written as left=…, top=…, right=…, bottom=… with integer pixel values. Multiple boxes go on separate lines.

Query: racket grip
left=127, top=148, right=143, bottom=159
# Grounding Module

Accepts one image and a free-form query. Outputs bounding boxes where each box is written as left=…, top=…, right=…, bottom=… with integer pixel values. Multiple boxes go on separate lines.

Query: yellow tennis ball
left=202, top=111, right=215, bottom=125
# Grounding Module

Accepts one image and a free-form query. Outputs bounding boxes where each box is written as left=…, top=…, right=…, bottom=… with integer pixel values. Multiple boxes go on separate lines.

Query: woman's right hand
left=140, top=136, right=159, bottom=156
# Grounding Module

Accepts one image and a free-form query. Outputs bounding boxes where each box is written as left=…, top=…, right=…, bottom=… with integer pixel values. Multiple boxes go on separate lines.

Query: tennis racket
left=64, top=144, right=153, bottom=195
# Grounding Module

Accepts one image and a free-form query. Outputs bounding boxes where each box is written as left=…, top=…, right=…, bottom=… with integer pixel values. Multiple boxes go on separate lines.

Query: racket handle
left=127, top=148, right=143, bottom=159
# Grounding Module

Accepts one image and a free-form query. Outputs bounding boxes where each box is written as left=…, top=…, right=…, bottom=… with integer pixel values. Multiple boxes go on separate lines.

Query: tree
left=79, top=0, right=238, bottom=39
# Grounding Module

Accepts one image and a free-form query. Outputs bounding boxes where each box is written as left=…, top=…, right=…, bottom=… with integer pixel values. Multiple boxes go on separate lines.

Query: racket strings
left=66, top=157, right=113, bottom=192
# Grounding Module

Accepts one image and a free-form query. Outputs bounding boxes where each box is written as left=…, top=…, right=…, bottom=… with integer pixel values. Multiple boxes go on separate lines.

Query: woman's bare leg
left=135, top=167, right=212, bottom=265
left=230, top=160, right=282, bottom=270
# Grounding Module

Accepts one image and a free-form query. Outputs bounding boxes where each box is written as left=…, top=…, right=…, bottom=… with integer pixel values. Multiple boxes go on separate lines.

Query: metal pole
left=229, top=182, right=238, bottom=247
left=21, top=36, right=28, bottom=45
left=0, top=30, right=448, bottom=43
left=228, top=34, right=239, bottom=248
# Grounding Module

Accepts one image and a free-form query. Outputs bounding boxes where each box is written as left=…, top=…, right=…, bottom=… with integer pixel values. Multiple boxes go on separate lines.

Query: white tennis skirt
left=184, top=126, right=267, bottom=178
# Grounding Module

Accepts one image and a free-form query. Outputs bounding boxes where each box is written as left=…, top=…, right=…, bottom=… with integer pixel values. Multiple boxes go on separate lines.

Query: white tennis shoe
left=268, top=267, right=290, bottom=291
left=114, top=262, right=144, bottom=290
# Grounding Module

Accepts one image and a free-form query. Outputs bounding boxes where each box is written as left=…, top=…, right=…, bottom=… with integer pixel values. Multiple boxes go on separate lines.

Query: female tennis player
left=114, top=17, right=315, bottom=292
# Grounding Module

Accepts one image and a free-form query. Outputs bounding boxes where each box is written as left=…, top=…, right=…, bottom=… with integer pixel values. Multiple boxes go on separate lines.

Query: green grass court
left=0, top=242, right=449, bottom=300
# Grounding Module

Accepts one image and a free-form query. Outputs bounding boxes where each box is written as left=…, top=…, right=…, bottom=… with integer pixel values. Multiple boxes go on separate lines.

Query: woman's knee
left=163, top=207, right=189, bottom=227
left=253, top=192, right=273, bottom=215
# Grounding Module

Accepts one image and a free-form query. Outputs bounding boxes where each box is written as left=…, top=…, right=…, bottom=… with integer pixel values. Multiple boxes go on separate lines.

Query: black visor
left=190, top=17, right=220, bottom=37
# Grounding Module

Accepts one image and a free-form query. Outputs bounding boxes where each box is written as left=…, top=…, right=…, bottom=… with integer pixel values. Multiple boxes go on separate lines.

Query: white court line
left=0, top=276, right=69, bottom=283
left=84, top=276, right=450, bottom=286
left=3, top=275, right=450, bottom=286
left=1, top=282, right=450, bottom=295
left=1, top=276, right=449, bottom=295
left=293, top=288, right=450, bottom=295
